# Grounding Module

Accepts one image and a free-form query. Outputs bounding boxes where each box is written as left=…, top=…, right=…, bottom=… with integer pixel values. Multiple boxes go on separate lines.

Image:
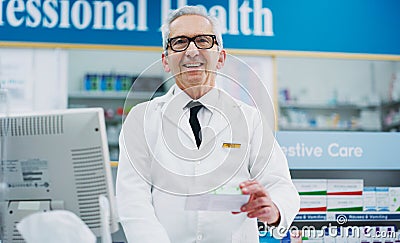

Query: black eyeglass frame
left=167, top=34, right=218, bottom=52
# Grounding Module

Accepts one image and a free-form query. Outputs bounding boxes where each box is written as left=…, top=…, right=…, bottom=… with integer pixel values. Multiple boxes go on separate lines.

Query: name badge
left=222, top=143, right=241, bottom=149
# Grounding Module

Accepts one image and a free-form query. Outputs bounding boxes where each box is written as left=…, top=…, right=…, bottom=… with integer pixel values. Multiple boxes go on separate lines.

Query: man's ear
left=216, top=49, right=226, bottom=70
left=162, top=53, right=171, bottom=72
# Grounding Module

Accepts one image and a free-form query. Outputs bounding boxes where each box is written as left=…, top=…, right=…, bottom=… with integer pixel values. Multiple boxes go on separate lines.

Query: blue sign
left=275, top=131, right=400, bottom=170
left=0, top=0, right=399, bottom=55
left=295, top=213, right=326, bottom=221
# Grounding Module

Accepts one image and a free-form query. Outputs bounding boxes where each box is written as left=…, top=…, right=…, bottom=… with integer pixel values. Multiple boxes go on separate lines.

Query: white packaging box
left=293, top=179, right=327, bottom=195
left=389, top=187, right=400, bottom=212
left=363, top=187, right=377, bottom=211
left=327, top=179, right=363, bottom=196
left=302, top=240, right=324, bottom=243
left=322, top=235, right=335, bottom=243
left=376, top=187, right=390, bottom=211
left=347, top=236, right=360, bottom=243
left=327, top=196, right=363, bottom=211
left=334, top=234, right=348, bottom=243
left=300, top=195, right=327, bottom=212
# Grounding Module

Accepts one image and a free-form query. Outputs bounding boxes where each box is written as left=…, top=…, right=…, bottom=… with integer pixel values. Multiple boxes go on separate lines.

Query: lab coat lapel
left=201, top=90, right=239, bottom=147
left=159, top=87, right=196, bottom=143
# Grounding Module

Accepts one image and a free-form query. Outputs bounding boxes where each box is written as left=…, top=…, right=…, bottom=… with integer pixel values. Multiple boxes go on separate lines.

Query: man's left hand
left=237, top=180, right=281, bottom=226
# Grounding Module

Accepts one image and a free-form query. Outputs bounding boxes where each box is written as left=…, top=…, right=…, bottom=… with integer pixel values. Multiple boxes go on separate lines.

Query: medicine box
left=327, top=179, right=363, bottom=196
left=327, top=196, right=363, bottom=211
left=293, top=179, right=327, bottom=195
left=299, top=195, right=327, bottom=212
left=376, top=187, right=390, bottom=211
left=363, top=187, right=377, bottom=211
left=389, top=187, right=400, bottom=212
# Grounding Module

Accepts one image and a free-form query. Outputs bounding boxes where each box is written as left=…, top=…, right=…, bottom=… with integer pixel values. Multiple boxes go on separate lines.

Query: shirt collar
left=172, top=85, right=219, bottom=113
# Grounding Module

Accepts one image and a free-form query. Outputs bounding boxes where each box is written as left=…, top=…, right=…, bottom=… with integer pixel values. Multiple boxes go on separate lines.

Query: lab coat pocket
left=217, top=138, right=250, bottom=177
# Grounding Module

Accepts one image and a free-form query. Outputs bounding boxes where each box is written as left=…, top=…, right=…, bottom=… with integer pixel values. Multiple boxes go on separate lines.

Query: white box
left=323, top=235, right=335, bottom=243
left=300, top=195, right=327, bottom=212
left=327, top=196, right=363, bottom=211
left=327, top=179, right=363, bottom=196
left=302, top=240, right=324, bottom=243
left=389, top=187, right=400, bottom=212
left=376, top=187, right=390, bottom=211
left=363, top=187, right=377, bottom=211
left=293, top=179, right=327, bottom=195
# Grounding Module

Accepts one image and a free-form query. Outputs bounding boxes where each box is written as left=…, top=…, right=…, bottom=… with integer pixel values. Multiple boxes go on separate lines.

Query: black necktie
left=189, top=102, right=203, bottom=148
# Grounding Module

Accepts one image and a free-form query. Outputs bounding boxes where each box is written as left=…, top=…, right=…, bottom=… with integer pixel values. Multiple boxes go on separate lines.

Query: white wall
left=0, top=48, right=68, bottom=112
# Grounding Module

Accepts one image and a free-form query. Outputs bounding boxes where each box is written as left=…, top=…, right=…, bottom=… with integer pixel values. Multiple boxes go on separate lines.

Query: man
left=116, top=5, right=299, bottom=243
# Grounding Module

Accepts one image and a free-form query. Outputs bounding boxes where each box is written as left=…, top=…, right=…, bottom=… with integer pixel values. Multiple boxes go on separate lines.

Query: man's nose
left=185, top=41, right=199, bottom=57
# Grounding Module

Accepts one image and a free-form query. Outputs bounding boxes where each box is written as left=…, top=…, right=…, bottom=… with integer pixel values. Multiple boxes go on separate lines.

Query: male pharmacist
left=116, top=5, right=299, bottom=243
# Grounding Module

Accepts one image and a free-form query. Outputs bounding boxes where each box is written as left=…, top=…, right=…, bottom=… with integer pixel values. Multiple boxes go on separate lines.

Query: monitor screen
left=0, top=108, right=118, bottom=242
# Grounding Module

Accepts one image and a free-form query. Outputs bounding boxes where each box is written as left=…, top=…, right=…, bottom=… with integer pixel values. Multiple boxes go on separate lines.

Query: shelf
left=68, top=91, right=164, bottom=100
left=295, top=212, right=400, bottom=222
left=279, top=103, right=378, bottom=110
left=383, top=121, right=400, bottom=131
left=381, top=100, right=400, bottom=109
left=279, top=126, right=364, bottom=131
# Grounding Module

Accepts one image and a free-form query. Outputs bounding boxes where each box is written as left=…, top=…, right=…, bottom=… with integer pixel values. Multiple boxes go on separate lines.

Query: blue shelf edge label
left=336, top=214, right=400, bottom=221
left=295, top=214, right=327, bottom=221
left=295, top=213, right=400, bottom=222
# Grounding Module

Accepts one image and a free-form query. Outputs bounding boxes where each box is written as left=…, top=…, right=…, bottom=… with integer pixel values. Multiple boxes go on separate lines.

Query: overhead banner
left=0, top=0, right=399, bottom=55
left=276, top=131, right=400, bottom=170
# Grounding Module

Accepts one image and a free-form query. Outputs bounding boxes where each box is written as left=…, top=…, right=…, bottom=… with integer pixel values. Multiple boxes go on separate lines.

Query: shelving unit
left=69, top=91, right=165, bottom=100
left=381, top=101, right=400, bottom=131
left=291, top=169, right=400, bottom=228
left=278, top=101, right=400, bottom=132
left=293, top=212, right=400, bottom=229
left=295, top=212, right=400, bottom=222
left=277, top=132, right=400, bottom=229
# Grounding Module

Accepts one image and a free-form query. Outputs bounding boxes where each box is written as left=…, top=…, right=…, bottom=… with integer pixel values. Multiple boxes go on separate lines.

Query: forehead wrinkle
left=169, top=15, right=214, bottom=38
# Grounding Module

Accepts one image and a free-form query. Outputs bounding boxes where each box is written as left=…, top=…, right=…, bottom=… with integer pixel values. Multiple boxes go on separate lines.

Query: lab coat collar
left=156, top=85, right=241, bottom=149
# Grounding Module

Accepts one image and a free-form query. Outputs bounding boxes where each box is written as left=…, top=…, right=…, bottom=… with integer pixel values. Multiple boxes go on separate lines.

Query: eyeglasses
left=167, top=34, right=218, bottom=52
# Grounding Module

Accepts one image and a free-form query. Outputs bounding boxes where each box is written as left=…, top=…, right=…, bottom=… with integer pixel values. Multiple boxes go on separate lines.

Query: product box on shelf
left=327, top=179, right=363, bottom=196
left=389, top=187, right=400, bottom=212
left=327, top=196, right=363, bottom=211
left=363, top=187, right=377, bottom=211
left=376, top=187, right=390, bottom=212
left=299, top=195, right=327, bottom=212
left=293, top=179, right=327, bottom=195
left=83, top=73, right=134, bottom=92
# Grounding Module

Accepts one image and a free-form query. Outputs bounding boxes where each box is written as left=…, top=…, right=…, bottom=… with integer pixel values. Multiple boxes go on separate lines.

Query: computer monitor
left=0, top=108, right=118, bottom=242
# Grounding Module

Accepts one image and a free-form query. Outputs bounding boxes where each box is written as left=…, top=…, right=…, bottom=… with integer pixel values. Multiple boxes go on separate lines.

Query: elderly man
left=116, top=5, right=299, bottom=243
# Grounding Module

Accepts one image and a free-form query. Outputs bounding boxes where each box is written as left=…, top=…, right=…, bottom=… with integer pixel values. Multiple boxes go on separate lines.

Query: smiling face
left=162, top=15, right=226, bottom=99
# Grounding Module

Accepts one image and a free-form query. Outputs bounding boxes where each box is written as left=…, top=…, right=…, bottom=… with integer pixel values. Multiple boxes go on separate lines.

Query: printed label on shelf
left=295, top=212, right=400, bottom=222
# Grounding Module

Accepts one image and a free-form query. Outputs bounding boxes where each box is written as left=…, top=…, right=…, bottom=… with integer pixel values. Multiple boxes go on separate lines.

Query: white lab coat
left=116, top=86, right=300, bottom=243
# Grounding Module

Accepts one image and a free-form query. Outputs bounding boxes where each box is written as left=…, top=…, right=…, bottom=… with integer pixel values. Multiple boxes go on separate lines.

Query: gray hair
left=161, top=5, right=224, bottom=55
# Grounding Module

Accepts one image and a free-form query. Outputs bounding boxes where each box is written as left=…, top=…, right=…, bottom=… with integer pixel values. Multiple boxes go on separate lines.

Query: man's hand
left=236, top=180, right=281, bottom=226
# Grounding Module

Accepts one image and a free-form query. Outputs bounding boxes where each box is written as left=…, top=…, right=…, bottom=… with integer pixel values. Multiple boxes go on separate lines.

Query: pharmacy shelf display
left=295, top=212, right=400, bottom=222
left=276, top=131, right=400, bottom=227
left=278, top=101, right=400, bottom=132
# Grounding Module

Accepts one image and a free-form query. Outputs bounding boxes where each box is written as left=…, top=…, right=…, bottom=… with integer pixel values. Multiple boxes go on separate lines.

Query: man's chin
left=183, top=74, right=206, bottom=84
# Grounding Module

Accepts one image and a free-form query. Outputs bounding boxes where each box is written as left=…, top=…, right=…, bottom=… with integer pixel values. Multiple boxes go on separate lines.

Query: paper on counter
left=185, top=194, right=250, bottom=211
